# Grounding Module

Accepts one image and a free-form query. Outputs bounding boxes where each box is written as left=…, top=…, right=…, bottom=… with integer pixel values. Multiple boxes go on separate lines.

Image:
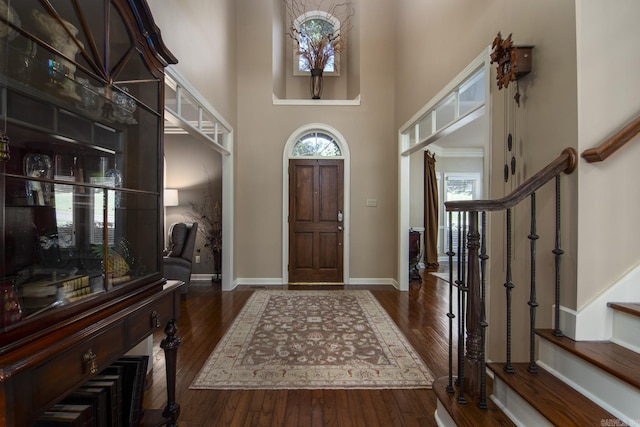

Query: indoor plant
left=185, top=182, right=222, bottom=281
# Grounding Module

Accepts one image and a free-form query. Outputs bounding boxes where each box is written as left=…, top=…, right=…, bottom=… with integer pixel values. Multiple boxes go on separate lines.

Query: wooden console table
left=0, top=280, right=184, bottom=426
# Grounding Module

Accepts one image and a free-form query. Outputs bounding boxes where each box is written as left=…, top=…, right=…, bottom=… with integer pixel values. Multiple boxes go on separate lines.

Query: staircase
left=435, top=304, right=640, bottom=426
left=433, top=143, right=640, bottom=426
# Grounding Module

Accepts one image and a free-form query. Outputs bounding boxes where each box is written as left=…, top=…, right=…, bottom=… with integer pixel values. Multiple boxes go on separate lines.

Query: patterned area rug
left=190, top=290, right=434, bottom=390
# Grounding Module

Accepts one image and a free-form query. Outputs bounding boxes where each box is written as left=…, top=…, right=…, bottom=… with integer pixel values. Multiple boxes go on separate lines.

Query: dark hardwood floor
left=143, top=268, right=455, bottom=427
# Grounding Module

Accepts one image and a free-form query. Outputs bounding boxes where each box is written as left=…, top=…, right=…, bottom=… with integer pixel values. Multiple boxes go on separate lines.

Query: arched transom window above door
left=291, top=131, right=342, bottom=157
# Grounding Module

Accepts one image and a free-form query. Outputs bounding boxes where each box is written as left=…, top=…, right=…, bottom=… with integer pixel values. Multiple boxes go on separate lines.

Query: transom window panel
left=292, top=132, right=342, bottom=157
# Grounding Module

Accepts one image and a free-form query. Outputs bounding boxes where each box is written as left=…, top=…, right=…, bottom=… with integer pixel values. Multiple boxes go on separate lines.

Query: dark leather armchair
left=163, top=222, right=198, bottom=294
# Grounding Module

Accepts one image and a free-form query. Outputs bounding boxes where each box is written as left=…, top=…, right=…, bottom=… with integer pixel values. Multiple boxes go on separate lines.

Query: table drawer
left=34, top=322, right=125, bottom=410
left=126, top=291, right=176, bottom=345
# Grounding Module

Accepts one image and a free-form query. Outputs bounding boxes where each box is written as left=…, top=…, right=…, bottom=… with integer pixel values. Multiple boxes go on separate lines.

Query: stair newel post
left=464, top=211, right=482, bottom=399
left=446, top=210, right=456, bottom=394
left=456, top=211, right=467, bottom=403
left=478, top=211, right=489, bottom=409
left=504, top=208, right=515, bottom=374
left=528, top=192, right=539, bottom=373
left=553, top=175, right=564, bottom=337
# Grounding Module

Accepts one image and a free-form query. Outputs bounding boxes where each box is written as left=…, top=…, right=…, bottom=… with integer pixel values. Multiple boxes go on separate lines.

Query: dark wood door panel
left=289, top=159, right=343, bottom=283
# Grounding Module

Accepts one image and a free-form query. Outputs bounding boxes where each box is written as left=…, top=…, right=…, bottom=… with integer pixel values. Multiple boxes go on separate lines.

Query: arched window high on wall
left=292, top=11, right=341, bottom=76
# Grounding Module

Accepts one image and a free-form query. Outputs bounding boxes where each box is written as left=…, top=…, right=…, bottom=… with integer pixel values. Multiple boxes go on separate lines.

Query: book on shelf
left=34, top=404, right=94, bottom=427
left=110, top=356, right=148, bottom=427
left=19, top=275, right=90, bottom=299
left=61, top=386, right=108, bottom=427
left=90, top=374, right=122, bottom=427
left=87, top=379, right=120, bottom=427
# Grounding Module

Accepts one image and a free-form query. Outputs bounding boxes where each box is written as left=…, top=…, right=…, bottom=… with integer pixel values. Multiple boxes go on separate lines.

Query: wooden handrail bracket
left=582, top=115, right=640, bottom=163
left=446, top=148, right=577, bottom=212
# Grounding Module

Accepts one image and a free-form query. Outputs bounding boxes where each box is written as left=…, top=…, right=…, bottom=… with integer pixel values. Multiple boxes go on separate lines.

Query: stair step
left=608, top=302, right=640, bottom=318
left=433, top=376, right=516, bottom=427
left=489, top=362, right=617, bottom=426
left=536, top=329, right=640, bottom=390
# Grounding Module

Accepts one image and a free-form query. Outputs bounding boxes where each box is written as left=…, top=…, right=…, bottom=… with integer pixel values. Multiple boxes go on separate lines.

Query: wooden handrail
left=582, top=115, right=640, bottom=163
left=445, top=147, right=577, bottom=212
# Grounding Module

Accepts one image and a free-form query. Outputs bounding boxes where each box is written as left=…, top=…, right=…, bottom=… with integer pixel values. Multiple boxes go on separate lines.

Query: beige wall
left=394, top=0, right=578, bottom=362
left=576, top=0, right=640, bottom=309
left=236, top=0, right=397, bottom=282
left=147, top=0, right=236, bottom=277
left=147, top=0, right=238, bottom=128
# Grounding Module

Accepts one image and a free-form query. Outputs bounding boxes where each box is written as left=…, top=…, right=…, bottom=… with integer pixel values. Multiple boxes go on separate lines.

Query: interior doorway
left=399, top=47, right=492, bottom=291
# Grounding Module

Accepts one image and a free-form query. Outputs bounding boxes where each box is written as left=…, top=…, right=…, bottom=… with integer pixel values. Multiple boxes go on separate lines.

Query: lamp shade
left=164, top=189, right=179, bottom=206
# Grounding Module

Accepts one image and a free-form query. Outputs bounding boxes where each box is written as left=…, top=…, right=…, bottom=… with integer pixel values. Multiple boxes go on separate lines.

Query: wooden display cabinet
left=0, top=0, right=181, bottom=425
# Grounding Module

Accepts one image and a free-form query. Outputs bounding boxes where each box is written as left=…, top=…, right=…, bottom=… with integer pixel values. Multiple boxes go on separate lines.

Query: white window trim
left=292, top=10, right=341, bottom=77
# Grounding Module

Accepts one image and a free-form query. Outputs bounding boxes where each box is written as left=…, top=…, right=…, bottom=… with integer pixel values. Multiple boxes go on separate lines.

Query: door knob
left=338, top=226, right=343, bottom=231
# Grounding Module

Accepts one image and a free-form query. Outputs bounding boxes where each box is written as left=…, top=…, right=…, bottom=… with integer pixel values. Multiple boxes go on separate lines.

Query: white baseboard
left=235, top=278, right=285, bottom=286
left=348, top=278, right=398, bottom=287
left=191, top=274, right=215, bottom=281
left=231, top=277, right=399, bottom=288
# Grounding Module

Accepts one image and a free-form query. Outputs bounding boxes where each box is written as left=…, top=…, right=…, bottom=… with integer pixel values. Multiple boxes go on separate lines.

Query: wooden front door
left=289, top=159, right=344, bottom=283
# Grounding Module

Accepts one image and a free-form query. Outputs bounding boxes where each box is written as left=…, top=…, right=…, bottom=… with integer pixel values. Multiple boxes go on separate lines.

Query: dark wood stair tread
left=608, top=302, right=640, bottom=318
left=536, top=329, right=640, bottom=390
left=433, top=376, right=516, bottom=426
left=489, top=362, right=617, bottom=426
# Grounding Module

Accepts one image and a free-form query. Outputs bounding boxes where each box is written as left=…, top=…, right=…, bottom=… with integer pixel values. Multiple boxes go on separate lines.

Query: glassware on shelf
left=23, top=153, right=53, bottom=206
left=105, top=167, right=123, bottom=208
left=76, top=77, right=105, bottom=117
left=32, top=9, right=84, bottom=101
left=112, top=87, right=138, bottom=124
left=0, top=279, right=23, bottom=328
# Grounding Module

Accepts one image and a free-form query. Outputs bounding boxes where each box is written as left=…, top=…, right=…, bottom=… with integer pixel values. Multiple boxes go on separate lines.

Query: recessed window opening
left=292, top=11, right=341, bottom=76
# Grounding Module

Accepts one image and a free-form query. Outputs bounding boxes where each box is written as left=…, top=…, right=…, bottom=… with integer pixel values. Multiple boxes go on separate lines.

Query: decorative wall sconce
left=490, top=32, right=533, bottom=107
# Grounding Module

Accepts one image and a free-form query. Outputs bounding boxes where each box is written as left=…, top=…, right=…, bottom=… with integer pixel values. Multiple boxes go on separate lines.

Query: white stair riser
left=434, top=400, right=458, bottom=427
left=537, top=338, right=640, bottom=426
left=611, top=310, right=640, bottom=353
left=491, top=378, right=553, bottom=427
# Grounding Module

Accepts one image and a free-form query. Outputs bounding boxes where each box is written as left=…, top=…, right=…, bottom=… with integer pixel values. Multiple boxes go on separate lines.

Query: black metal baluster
left=446, top=210, right=455, bottom=394
left=528, top=193, right=539, bottom=372
left=455, top=211, right=462, bottom=389
left=504, top=208, right=515, bottom=373
left=553, top=175, right=564, bottom=337
left=479, top=211, right=489, bottom=408
left=456, top=211, right=467, bottom=403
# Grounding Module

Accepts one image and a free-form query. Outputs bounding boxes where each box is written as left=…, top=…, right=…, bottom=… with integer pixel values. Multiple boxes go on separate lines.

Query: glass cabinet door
left=0, top=0, right=164, bottom=329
